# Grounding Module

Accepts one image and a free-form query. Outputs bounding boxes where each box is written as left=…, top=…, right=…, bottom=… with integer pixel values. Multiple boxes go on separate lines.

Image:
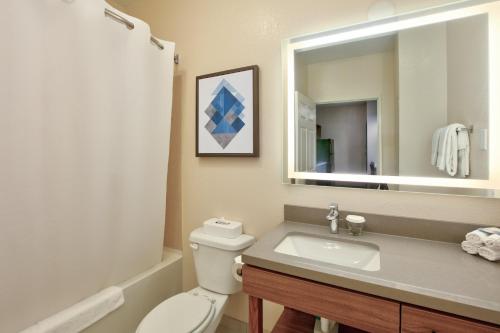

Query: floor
left=216, top=316, right=248, bottom=333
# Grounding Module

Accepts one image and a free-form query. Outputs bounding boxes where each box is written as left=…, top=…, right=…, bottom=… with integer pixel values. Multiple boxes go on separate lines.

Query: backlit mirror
left=284, top=1, right=500, bottom=197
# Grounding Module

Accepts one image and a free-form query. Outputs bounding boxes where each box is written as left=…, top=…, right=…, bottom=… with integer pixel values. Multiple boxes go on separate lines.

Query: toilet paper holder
left=232, top=255, right=244, bottom=282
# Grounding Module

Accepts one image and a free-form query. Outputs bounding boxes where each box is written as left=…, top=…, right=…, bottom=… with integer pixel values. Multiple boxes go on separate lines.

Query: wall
left=116, top=0, right=500, bottom=331
left=447, top=15, right=489, bottom=180
left=398, top=23, right=448, bottom=178
left=294, top=56, right=308, bottom=95
left=398, top=15, right=490, bottom=180
left=317, top=103, right=367, bottom=174
left=307, top=52, right=397, bottom=176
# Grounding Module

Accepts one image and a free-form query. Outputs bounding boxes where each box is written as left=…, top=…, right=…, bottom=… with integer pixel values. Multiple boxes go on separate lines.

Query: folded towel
left=461, top=240, right=482, bottom=255
left=485, top=234, right=500, bottom=250
left=20, top=286, right=124, bottom=333
left=466, top=229, right=489, bottom=243
left=478, top=246, right=500, bottom=262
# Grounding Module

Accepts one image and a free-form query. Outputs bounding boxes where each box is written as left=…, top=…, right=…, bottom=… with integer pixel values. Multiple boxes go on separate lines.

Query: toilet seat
left=136, top=292, right=215, bottom=333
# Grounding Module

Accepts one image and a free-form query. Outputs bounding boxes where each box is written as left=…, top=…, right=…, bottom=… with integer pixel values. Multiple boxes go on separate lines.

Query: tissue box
left=203, top=218, right=242, bottom=239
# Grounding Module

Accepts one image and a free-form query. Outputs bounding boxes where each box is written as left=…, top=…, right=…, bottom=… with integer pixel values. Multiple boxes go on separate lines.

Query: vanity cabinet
left=401, top=305, right=500, bottom=333
left=243, top=265, right=400, bottom=333
left=243, top=265, right=500, bottom=333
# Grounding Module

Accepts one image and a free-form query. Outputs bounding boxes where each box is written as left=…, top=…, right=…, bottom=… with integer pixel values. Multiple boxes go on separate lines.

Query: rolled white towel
left=485, top=234, right=500, bottom=250
left=461, top=240, right=482, bottom=255
left=478, top=246, right=500, bottom=262
left=466, top=229, right=489, bottom=243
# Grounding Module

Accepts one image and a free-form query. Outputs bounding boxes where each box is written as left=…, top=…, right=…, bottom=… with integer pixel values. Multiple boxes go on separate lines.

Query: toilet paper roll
left=232, top=255, right=244, bottom=282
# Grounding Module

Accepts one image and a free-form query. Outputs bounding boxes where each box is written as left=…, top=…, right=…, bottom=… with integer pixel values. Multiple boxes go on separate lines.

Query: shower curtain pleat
left=0, top=1, right=174, bottom=332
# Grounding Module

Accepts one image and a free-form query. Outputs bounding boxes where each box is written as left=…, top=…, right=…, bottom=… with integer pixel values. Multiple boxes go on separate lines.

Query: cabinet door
left=243, top=265, right=400, bottom=333
left=401, top=305, right=500, bottom=333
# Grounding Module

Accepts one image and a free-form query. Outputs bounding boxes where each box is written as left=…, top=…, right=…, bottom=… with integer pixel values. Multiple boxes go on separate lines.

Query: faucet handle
left=329, top=202, right=338, bottom=210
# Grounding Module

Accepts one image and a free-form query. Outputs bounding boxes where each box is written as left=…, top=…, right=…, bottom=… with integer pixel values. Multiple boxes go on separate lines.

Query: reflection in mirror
left=294, top=14, right=489, bottom=183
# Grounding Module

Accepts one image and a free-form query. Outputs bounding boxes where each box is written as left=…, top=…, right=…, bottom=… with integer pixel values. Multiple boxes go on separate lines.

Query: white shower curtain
left=0, top=1, right=175, bottom=332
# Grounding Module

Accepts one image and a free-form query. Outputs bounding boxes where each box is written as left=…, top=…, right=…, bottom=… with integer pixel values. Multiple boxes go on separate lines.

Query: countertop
left=242, top=221, right=500, bottom=325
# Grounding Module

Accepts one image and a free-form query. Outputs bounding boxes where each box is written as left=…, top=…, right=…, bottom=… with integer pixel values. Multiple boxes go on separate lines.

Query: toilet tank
left=189, top=227, right=255, bottom=295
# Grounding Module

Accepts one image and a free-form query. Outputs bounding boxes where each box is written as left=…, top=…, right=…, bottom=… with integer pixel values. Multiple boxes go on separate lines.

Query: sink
left=274, top=233, right=380, bottom=271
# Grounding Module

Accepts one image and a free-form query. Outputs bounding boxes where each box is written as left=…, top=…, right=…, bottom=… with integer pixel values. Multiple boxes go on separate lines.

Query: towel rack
left=457, top=125, right=473, bottom=134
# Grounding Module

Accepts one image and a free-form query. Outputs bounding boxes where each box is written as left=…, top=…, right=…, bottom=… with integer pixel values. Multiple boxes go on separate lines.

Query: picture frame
left=196, top=65, right=259, bottom=157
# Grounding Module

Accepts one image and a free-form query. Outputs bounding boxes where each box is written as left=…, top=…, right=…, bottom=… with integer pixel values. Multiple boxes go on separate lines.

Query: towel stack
left=462, top=227, right=500, bottom=262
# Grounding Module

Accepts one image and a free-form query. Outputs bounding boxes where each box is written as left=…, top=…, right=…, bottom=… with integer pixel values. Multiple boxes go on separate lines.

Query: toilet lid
left=136, top=293, right=214, bottom=333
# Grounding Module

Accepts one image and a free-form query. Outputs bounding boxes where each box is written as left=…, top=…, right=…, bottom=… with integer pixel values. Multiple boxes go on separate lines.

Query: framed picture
left=196, top=65, right=259, bottom=157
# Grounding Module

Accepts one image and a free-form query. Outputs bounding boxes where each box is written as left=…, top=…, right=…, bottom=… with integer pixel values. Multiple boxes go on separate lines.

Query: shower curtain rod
left=105, top=8, right=134, bottom=29
left=104, top=8, right=179, bottom=64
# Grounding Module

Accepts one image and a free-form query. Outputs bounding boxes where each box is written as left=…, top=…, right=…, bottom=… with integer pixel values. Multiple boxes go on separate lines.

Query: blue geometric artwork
left=204, top=79, right=245, bottom=148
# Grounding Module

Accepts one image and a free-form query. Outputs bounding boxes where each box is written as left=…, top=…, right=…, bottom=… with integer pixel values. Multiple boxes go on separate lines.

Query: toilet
left=136, top=220, right=255, bottom=333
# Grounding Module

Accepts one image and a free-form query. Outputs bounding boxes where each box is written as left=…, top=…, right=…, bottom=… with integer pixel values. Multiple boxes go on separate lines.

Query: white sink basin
left=274, top=233, right=380, bottom=271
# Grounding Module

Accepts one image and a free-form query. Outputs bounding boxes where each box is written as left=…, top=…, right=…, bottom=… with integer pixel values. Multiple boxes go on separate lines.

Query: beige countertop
left=242, top=221, right=500, bottom=325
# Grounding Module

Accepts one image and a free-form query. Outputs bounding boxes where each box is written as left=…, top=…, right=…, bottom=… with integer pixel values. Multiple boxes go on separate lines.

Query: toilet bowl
left=136, top=287, right=228, bottom=333
left=136, top=222, right=254, bottom=333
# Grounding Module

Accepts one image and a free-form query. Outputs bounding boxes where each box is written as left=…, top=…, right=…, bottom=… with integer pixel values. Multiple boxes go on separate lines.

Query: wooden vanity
left=243, top=265, right=500, bottom=333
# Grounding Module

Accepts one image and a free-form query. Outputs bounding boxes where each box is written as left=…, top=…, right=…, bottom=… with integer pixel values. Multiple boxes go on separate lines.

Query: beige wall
left=447, top=15, right=489, bottom=180
left=398, top=23, right=448, bottom=178
left=306, top=52, right=397, bottom=175
left=114, top=0, right=500, bottom=330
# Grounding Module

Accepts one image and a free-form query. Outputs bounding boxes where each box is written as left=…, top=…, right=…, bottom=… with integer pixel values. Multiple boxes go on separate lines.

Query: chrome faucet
left=326, top=203, right=339, bottom=234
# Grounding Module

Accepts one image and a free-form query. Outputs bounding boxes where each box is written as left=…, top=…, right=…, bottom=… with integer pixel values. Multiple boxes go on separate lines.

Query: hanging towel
left=436, top=126, right=449, bottom=171
left=431, top=127, right=445, bottom=166
left=436, top=124, right=467, bottom=177
left=20, top=287, right=124, bottom=333
left=457, top=128, right=470, bottom=177
left=478, top=246, right=500, bottom=262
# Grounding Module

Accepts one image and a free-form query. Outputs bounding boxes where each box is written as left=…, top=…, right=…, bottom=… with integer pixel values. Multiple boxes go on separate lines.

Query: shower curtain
left=0, top=1, right=175, bottom=331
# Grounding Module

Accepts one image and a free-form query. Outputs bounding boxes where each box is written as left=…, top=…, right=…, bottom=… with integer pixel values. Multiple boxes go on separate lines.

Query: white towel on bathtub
left=20, top=287, right=124, bottom=333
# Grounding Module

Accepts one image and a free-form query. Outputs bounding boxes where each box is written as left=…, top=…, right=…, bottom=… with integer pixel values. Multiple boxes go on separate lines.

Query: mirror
left=285, top=1, right=500, bottom=196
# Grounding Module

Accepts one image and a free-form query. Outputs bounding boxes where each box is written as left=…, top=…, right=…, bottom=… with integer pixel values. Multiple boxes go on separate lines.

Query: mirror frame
left=284, top=0, right=500, bottom=191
